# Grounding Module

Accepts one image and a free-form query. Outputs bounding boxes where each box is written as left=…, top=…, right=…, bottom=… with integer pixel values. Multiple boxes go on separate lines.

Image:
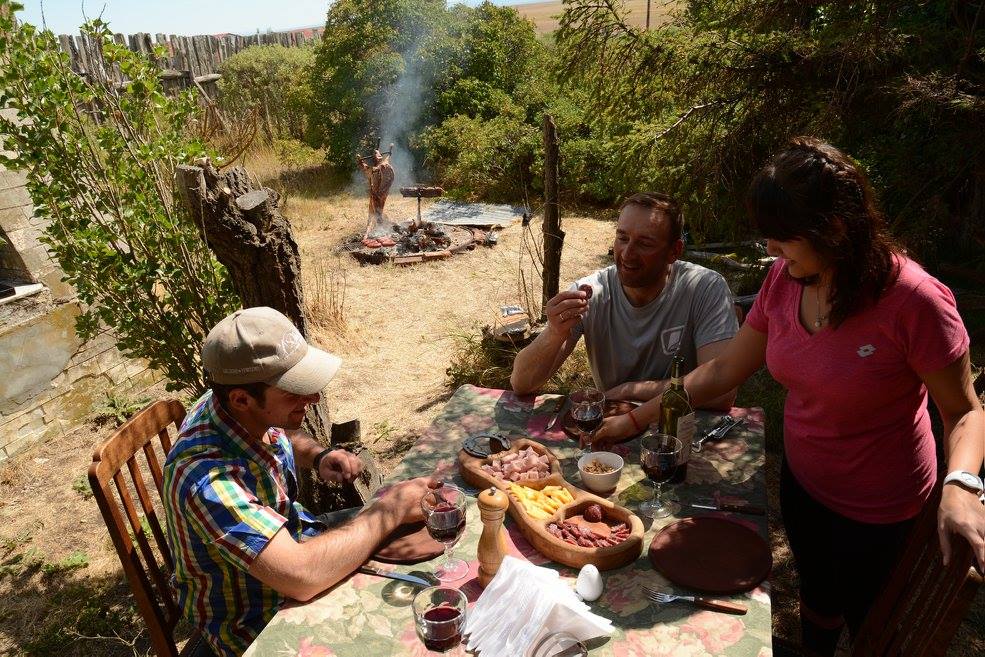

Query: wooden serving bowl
left=459, top=438, right=644, bottom=571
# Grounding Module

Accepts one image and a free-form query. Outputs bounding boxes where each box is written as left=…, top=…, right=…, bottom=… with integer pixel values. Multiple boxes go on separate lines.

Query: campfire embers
left=392, top=221, right=451, bottom=253
left=356, top=183, right=448, bottom=253
left=350, top=151, right=465, bottom=263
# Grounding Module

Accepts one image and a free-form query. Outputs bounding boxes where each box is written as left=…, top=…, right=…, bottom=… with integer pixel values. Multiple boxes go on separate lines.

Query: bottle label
left=676, top=413, right=697, bottom=444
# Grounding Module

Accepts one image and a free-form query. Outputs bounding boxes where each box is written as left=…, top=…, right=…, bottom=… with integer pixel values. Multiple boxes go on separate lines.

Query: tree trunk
left=175, top=159, right=382, bottom=510
left=542, top=114, right=564, bottom=320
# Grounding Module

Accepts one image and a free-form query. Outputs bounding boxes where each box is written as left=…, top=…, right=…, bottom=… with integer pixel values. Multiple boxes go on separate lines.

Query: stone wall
left=0, top=155, right=160, bottom=462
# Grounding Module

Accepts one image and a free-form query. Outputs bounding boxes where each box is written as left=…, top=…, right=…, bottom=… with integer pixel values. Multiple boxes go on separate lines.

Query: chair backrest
left=88, top=399, right=187, bottom=657
left=851, top=484, right=983, bottom=657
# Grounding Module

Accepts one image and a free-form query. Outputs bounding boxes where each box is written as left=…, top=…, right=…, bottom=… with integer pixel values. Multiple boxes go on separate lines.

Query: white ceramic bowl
left=577, top=452, right=624, bottom=494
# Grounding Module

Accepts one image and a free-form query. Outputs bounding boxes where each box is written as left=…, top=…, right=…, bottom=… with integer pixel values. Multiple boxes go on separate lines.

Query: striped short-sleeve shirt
left=163, top=391, right=322, bottom=656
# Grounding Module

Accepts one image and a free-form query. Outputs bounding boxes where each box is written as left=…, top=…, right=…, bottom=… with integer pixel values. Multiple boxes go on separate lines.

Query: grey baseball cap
left=202, top=307, right=341, bottom=395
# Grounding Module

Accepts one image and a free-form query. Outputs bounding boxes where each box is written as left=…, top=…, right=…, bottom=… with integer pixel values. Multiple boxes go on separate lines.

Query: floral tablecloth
left=246, top=385, right=772, bottom=657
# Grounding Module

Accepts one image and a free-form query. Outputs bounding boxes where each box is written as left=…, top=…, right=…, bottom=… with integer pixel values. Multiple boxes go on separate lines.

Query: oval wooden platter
left=459, top=438, right=644, bottom=571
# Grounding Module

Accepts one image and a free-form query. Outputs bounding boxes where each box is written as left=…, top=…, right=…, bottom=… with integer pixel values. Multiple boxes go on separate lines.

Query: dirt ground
left=1, top=151, right=982, bottom=656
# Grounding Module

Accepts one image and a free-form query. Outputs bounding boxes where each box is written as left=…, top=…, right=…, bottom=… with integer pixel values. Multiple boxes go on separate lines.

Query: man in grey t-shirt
left=511, top=192, right=739, bottom=430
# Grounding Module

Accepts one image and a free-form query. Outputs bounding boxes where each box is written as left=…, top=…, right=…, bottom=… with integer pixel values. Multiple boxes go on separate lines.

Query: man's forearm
left=301, top=505, right=400, bottom=595
left=286, top=429, right=324, bottom=470
left=256, top=502, right=402, bottom=602
left=510, top=330, right=568, bottom=394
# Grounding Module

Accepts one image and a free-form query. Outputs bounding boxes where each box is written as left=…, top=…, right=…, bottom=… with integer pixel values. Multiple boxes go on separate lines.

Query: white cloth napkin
left=463, top=557, right=613, bottom=657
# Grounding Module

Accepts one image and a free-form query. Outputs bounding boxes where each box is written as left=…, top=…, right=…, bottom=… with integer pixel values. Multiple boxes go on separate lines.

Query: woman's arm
left=604, top=338, right=738, bottom=410
left=922, top=351, right=985, bottom=570
left=593, top=323, right=768, bottom=447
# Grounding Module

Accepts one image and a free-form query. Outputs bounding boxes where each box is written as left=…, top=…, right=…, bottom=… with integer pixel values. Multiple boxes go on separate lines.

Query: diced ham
left=482, top=445, right=553, bottom=483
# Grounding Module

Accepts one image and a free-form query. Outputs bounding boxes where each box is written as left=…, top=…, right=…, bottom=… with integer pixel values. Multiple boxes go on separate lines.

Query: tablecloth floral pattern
left=245, top=385, right=772, bottom=657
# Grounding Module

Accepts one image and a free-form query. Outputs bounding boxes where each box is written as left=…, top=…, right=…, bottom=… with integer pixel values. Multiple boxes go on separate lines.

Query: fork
left=691, top=416, right=744, bottom=453
left=643, top=585, right=747, bottom=615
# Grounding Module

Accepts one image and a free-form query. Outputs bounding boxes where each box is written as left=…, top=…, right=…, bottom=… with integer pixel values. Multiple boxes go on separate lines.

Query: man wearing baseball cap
left=163, top=307, right=437, bottom=657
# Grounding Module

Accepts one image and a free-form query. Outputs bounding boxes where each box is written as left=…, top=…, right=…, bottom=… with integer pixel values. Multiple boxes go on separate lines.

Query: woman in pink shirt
left=596, top=137, right=984, bottom=655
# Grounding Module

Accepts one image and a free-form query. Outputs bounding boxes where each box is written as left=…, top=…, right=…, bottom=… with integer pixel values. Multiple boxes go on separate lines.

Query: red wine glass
left=413, top=586, right=467, bottom=652
left=421, top=483, right=469, bottom=582
left=639, top=432, right=684, bottom=518
left=570, top=388, right=605, bottom=453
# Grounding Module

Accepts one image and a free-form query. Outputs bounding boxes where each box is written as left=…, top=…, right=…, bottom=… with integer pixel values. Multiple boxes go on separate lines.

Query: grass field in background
left=511, top=0, right=676, bottom=34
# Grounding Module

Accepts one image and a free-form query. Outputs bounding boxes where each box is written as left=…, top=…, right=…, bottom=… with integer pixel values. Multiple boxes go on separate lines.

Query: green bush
left=272, top=138, right=323, bottom=168
left=417, top=110, right=539, bottom=201
left=218, top=44, right=316, bottom=141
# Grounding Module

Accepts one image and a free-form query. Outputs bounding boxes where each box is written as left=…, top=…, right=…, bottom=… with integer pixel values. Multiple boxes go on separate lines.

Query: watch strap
left=312, top=448, right=333, bottom=475
left=943, top=470, right=984, bottom=494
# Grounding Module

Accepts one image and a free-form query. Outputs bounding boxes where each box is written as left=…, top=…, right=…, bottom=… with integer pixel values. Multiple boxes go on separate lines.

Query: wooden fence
left=55, top=27, right=324, bottom=89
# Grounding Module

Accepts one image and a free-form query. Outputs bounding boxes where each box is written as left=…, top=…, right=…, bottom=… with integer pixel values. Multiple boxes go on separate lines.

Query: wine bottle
left=659, top=354, right=695, bottom=483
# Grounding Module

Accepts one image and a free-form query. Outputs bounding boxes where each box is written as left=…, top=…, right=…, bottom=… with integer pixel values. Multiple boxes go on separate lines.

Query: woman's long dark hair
left=747, top=137, right=900, bottom=327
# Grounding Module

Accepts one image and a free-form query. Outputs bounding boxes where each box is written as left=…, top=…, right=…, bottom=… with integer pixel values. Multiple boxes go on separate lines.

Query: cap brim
left=265, top=346, right=341, bottom=395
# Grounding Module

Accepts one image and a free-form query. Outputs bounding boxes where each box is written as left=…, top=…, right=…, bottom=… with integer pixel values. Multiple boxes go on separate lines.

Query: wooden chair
left=88, top=399, right=209, bottom=657
left=851, top=484, right=983, bottom=656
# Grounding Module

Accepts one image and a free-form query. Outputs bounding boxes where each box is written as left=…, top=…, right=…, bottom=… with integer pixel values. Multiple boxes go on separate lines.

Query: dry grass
left=511, top=0, right=677, bottom=34
left=304, top=256, right=354, bottom=350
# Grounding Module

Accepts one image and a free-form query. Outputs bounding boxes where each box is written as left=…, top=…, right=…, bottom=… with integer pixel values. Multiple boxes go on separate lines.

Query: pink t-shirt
left=745, top=257, right=969, bottom=523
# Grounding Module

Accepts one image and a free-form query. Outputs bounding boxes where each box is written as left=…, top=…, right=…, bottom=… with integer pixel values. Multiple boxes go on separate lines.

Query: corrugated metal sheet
left=422, top=200, right=525, bottom=228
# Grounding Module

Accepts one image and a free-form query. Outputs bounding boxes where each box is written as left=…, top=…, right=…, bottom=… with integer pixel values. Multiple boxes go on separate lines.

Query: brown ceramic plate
left=563, top=399, right=642, bottom=441
left=648, top=517, right=772, bottom=594
left=373, top=522, right=445, bottom=565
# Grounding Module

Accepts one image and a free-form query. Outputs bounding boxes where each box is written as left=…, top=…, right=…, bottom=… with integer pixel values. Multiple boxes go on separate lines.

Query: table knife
left=357, top=566, right=431, bottom=587
left=690, top=501, right=766, bottom=515
left=546, top=396, right=570, bottom=431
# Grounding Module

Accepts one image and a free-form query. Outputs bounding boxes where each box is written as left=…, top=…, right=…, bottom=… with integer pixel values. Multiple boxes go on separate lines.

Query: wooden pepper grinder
left=476, top=487, right=510, bottom=587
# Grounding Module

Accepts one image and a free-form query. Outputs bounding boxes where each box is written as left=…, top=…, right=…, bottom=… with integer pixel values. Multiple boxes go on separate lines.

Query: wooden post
left=176, top=160, right=383, bottom=511
left=541, top=114, right=564, bottom=321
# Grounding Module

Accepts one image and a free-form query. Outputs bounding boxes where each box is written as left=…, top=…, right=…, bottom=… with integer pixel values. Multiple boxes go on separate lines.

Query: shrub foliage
left=218, top=44, right=316, bottom=142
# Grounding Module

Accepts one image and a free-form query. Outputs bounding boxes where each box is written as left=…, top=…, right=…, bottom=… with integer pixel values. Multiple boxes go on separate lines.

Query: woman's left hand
left=938, top=484, right=985, bottom=572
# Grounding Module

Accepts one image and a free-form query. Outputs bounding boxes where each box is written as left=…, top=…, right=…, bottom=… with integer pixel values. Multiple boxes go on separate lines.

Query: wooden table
left=246, top=385, right=773, bottom=657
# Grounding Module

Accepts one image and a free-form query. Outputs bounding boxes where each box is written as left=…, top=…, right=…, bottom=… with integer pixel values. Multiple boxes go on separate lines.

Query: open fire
left=348, top=143, right=484, bottom=264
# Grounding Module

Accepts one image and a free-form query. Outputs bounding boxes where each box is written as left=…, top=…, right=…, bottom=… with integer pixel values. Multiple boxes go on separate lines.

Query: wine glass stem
left=654, top=481, right=663, bottom=506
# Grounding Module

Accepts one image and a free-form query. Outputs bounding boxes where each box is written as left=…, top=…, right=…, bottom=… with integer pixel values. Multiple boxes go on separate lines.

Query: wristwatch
left=312, top=448, right=333, bottom=477
left=943, top=470, right=985, bottom=498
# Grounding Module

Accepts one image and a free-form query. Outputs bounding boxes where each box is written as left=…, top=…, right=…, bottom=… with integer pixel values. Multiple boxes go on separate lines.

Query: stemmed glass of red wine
left=413, top=586, right=468, bottom=652
left=570, top=388, right=605, bottom=453
left=421, top=483, right=469, bottom=582
left=639, top=432, right=685, bottom=519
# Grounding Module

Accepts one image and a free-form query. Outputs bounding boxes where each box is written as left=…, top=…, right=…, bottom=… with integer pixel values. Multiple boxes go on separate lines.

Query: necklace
left=813, top=284, right=829, bottom=328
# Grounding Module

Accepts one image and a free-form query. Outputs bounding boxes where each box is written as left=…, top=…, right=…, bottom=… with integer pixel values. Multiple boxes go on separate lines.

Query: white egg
left=575, top=564, right=603, bottom=602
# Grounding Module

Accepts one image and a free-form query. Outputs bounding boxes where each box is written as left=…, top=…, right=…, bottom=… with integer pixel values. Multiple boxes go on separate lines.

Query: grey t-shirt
left=569, top=261, right=739, bottom=391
